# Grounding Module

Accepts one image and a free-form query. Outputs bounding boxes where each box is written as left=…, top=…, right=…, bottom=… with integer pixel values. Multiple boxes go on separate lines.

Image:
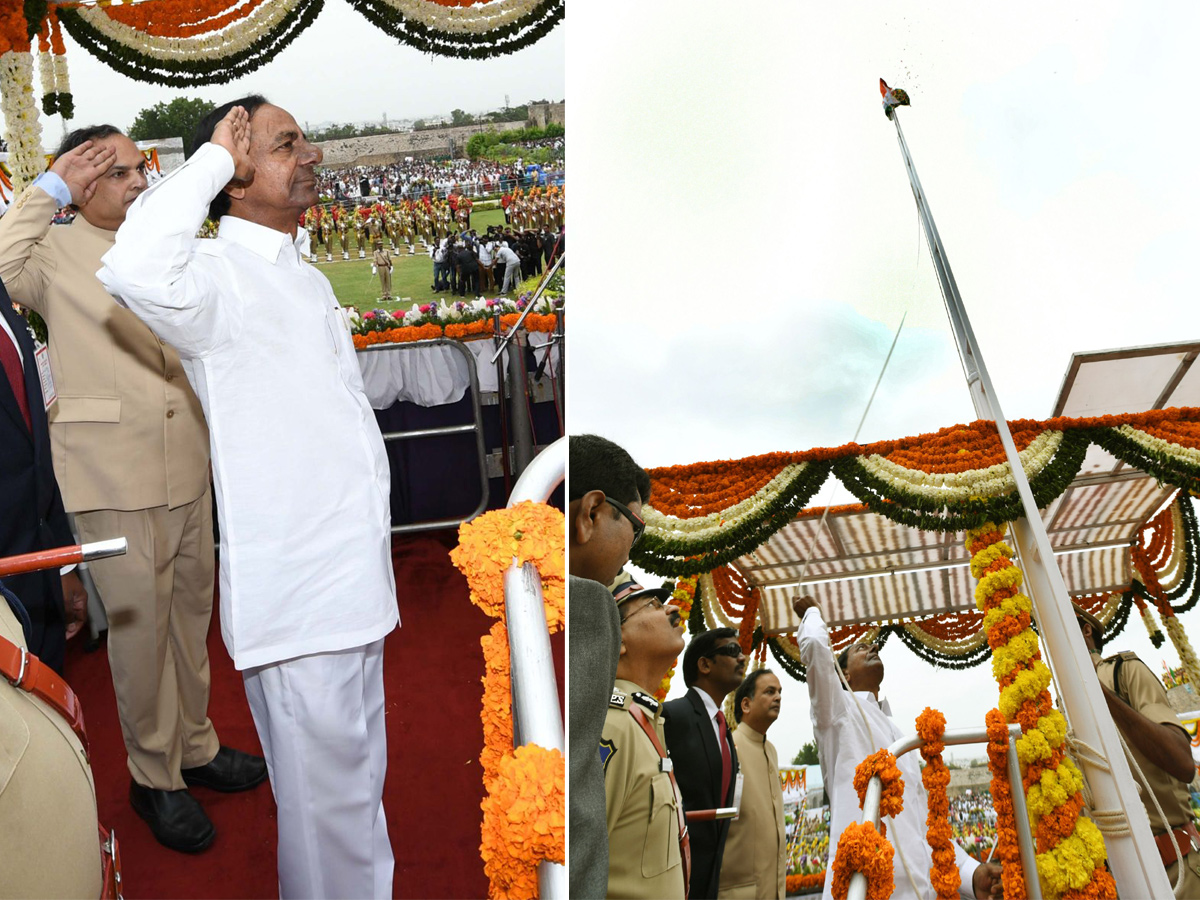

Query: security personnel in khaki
left=373, top=241, right=393, bottom=300
left=603, top=573, right=688, bottom=900
left=0, top=127, right=265, bottom=854
left=1075, top=604, right=1200, bottom=897
left=0, top=582, right=103, bottom=897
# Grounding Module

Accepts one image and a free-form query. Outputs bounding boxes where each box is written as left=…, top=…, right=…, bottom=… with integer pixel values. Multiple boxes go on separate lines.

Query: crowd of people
left=785, top=807, right=831, bottom=877
left=298, top=185, right=564, bottom=262
left=316, top=157, right=531, bottom=202
left=429, top=225, right=561, bottom=297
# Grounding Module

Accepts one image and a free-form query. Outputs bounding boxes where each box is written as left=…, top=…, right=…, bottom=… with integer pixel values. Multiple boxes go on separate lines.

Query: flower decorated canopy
left=633, top=343, right=1200, bottom=675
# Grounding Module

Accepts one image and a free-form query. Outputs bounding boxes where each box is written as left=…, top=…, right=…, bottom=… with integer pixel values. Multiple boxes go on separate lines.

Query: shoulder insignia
left=599, top=738, right=617, bottom=774
left=631, top=691, right=660, bottom=713
left=609, top=691, right=627, bottom=709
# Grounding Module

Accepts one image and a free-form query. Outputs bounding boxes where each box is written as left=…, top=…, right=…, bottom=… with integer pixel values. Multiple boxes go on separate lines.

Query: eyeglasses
left=620, top=595, right=666, bottom=623
left=605, top=495, right=646, bottom=548
left=706, top=643, right=745, bottom=660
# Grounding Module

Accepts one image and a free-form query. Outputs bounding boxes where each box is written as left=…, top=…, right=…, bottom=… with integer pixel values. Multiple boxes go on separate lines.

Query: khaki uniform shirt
left=1095, top=650, right=1193, bottom=833
left=603, top=678, right=686, bottom=900
left=373, top=247, right=392, bottom=269
left=0, top=185, right=208, bottom=512
left=0, top=597, right=101, bottom=896
left=718, top=722, right=786, bottom=899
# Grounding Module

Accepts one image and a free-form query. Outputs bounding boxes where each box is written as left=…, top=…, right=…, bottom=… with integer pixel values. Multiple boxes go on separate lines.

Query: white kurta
left=97, top=143, right=399, bottom=670
left=798, top=607, right=978, bottom=900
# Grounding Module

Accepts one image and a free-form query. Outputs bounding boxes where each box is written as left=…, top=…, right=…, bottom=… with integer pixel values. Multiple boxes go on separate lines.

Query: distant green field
left=314, top=207, right=510, bottom=312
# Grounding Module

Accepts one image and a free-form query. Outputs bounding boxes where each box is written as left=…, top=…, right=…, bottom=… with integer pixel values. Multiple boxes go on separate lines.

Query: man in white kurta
left=97, top=99, right=399, bottom=899
left=794, top=597, right=1000, bottom=900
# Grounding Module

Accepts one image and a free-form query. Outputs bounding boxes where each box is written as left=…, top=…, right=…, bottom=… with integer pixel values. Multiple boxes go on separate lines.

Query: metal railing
left=503, top=436, right=566, bottom=899
left=848, top=723, right=1041, bottom=900
left=356, top=338, right=489, bottom=534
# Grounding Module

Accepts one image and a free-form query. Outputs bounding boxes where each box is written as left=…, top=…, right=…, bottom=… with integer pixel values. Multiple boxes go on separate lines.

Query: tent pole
left=890, top=111, right=1168, bottom=897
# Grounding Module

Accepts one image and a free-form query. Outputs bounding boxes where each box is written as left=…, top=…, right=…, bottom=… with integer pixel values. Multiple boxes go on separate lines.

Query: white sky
left=567, top=1, right=1200, bottom=766
left=43, top=0, right=563, bottom=146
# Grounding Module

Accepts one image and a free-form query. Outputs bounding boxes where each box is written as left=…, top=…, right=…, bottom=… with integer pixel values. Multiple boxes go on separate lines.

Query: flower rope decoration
left=966, top=523, right=1114, bottom=900
left=985, top=708, right=1026, bottom=899
left=450, top=501, right=564, bottom=898
left=853, top=749, right=904, bottom=820
left=635, top=410, right=1200, bottom=578
left=830, top=821, right=895, bottom=900
left=652, top=573, right=697, bottom=701
left=0, top=5, right=44, bottom=194
left=346, top=0, right=563, bottom=60
left=916, top=708, right=960, bottom=900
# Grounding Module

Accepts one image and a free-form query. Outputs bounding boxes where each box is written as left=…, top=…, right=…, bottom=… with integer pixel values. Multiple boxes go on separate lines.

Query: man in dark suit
left=664, top=626, right=746, bottom=899
left=0, top=283, right=86, bottom=673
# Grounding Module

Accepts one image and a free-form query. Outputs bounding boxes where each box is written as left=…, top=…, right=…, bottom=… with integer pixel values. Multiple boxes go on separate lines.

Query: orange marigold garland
left=916, top=708, right=960, bottom=900
left=966, top=523, right=1114, bottom=900
left=451, top=502, right=565, bottom=898
left=985, top=708, right=1026, bottom=900
left=853, top=749, right=904, bottom=819
left=654, top=573, right=697, bottom=701
left=830, top=821, right=895, bottom=900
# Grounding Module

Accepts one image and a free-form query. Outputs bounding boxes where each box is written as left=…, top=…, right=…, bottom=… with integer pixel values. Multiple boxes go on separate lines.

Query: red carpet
left=65, top=531, right=563, bottom=899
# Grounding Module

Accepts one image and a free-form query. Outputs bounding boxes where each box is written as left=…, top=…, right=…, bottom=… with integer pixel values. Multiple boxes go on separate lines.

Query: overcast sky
left=569, top=1, right=1200, bottom=766
left=47, top=0, right=562, bottom=144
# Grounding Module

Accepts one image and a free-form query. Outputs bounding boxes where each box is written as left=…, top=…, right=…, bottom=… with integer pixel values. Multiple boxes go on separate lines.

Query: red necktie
left=715, top=709, right=732, bottom=803
left=0, top=329, right=31, bottom=432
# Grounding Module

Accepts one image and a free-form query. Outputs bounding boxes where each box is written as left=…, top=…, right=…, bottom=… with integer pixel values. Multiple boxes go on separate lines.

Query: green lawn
left=314, top=207, right=510, bottom=312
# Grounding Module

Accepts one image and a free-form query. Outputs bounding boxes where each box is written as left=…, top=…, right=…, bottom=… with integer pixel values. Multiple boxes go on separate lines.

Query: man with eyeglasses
left=568, top=434, right=651, bottom=899
left=792, top=595, right=1001, bottom=900
left=663, top=627, right=746, bottom=899
left=601, top=571, right=688, bottom=899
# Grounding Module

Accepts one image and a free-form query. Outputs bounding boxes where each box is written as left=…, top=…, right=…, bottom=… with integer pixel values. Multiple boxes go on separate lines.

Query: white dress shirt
left=97, top=143, right=399, bottom=670
left=798, top=607, right=978, bottom=900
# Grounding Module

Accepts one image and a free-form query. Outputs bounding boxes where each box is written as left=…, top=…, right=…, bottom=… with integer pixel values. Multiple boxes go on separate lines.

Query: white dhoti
left=243, top=639, right=393, bottom=900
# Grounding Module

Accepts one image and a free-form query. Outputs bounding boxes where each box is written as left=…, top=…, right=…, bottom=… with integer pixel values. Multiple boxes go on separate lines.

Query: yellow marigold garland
left=451, top=501, right=566, bottom=899
left=654, top=573, right=697, bottom=701
left=965, top=523, right=1114, bottom=900
left=916, top=708, right=960, bottom=900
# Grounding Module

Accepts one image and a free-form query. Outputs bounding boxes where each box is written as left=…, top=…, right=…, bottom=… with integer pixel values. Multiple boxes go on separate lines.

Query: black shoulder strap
left=1111, top=655, right=1128, bottom=705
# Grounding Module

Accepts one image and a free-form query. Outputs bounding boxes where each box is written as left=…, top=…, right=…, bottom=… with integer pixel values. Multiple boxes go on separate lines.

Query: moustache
left=668, top=610, right=682, bottom=627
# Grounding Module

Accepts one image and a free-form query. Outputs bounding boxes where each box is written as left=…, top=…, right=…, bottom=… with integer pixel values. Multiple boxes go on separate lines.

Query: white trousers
left=243, top=639, right=393, bottom=900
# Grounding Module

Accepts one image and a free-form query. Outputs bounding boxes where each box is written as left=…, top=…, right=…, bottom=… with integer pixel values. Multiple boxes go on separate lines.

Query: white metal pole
left=891, top=111, right=1169, bottom=897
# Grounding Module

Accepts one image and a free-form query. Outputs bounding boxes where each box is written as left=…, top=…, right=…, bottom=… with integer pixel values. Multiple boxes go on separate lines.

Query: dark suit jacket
left=664, top=687, right=741, bottom=899
left=0, top=287, right=72, bottom=672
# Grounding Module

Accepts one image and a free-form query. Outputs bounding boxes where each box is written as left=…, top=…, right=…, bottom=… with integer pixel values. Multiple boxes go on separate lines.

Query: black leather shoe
left=130, top=781, right=215, bottom=853
left=182, top=745, right=268, bottom=793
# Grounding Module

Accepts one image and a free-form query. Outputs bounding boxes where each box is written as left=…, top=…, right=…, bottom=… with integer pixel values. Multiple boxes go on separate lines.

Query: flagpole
left=890, top=109, right=1169, bottom=897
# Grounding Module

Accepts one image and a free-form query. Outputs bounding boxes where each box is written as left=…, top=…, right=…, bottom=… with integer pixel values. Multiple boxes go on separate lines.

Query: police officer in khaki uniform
left=0, top=581, right=103, bottom=897
left=1075, top=604, right=1200, bottom=896
left=373, top=242, right=393, bottom=300
left=603, top=573, right=688, bottom=900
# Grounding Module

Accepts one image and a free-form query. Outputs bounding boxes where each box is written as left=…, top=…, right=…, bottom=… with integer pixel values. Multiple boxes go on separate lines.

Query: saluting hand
left=49, top=140, right=116, bottom=207
left=212, top=105, right=254, bottom=183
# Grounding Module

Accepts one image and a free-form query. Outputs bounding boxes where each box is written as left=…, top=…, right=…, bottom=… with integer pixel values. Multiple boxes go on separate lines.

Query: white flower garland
left=38, top=46, right=54, bottom=100
left=0, top=51, right=45, bottom=193
left=859, top=430, right=1063, bottom=501
left=53, top=52, right=70, bottom=101
left=903, top=620, right=989, bottom=654
left=643, top=463, right=809, bottom=539
left=1118, top=425, right=1200, bottom=468
left=74, top=0, right=301, bottom=62
left=1164, top=615, right=1200, bottom=692
left=700, top=572, right=738, bottom=629
left=1159, top=504, right=1188, bottom=593
left=371, top=0, right=544, bottom=35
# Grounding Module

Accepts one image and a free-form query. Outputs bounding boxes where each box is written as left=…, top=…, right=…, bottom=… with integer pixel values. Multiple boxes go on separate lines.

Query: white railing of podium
left=503, top=435, right=566, bottom=899
left=847, top=724, right=1041, bottom=900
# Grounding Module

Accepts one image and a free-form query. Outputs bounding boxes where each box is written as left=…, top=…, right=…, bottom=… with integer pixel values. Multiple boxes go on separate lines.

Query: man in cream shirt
left=718, top=669, right=786, bottom=899
left=98, top=97, right=399, bottom=899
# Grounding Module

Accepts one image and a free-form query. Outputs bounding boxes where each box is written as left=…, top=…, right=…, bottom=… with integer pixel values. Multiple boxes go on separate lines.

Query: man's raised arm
left=96, top=107, right=252, bottom=358
left=794, top=595, right=844, bottom=733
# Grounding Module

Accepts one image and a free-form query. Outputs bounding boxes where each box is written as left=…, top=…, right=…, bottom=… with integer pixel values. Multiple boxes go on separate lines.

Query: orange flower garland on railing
left=985, top=708, right=1026, bottom=898
left=830, top=821, right=894, bottom=900
left=450, top=501, right=565, bottom=899
left=853, top=749, right=904, bottom=819
left=966, top=523, right=1114, bottom=900
left=916, top=708, right=960, bottom=900
left=786, top=872, right=826, bottom=894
